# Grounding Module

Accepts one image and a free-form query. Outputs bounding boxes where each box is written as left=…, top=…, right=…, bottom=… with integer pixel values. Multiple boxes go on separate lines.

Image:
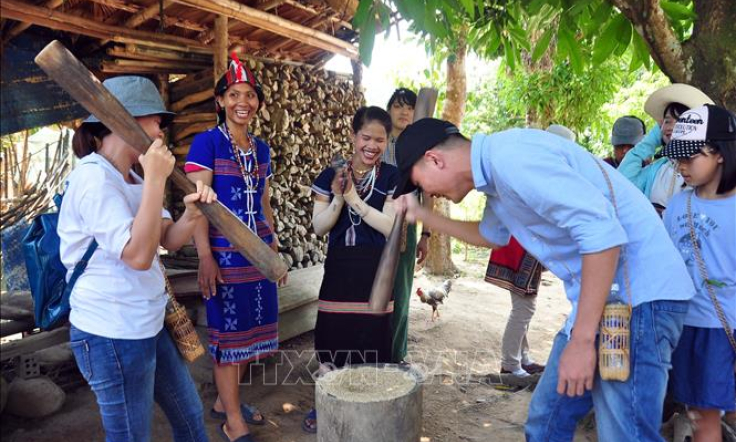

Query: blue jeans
left=525, top=300, right=688, bottom=442
left=70, top=326, right=208, bottom=442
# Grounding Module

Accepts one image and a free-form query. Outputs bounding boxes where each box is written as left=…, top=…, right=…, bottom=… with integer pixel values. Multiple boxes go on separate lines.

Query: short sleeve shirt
left=664, top=190, right=736, bottom=328
left=58, top=153, right=170, bottom=339
left=312, top=164, right=398, bottom=248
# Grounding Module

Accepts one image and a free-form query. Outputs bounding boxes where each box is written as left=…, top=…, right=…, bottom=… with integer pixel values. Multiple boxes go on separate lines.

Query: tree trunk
left=425, top=31, right=467, bottom=276
left=611, top=0, right=735, bottom=110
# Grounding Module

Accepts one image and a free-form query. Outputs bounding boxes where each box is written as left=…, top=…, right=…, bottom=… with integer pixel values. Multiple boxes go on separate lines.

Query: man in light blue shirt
left=393, top=118, right=695, bottom=442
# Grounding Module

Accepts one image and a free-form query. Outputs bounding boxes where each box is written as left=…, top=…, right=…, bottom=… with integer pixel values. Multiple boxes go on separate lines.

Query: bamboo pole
left=170, top=0, right=359, bottom=59
left=107, top=47, right=210, bottom=64
left=107, top=55, right=210, bottom=69
left=112, top=37, right=211, bottom=55
left=102, top=59, right=208, bottom=74
left=0, top=0, right=210, bottom=52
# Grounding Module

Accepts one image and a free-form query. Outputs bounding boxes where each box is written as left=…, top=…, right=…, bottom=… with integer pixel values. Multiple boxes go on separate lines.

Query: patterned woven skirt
left=315, top=246, right=393, bottom=368
left=485, top=236, right=543, bottom=296
left=206, top=255, right=279, bottom=366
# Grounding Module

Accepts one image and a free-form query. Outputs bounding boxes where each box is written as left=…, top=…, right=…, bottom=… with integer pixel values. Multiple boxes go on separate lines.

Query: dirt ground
left=1, top=252, right=597, bottom=442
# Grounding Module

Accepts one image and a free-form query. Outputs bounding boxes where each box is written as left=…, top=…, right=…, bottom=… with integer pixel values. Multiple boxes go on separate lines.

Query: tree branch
left=609, top=0, right=690, bottom=83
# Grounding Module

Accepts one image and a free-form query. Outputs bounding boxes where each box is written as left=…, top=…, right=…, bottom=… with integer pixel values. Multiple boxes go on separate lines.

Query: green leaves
left=557, top=26, right=583, bottom=75
left=532, top=27, right=555, bottom=62
left=592, top=13, right=630, bottom=65
left=629, top=31, right=651, bottom=71
left=661, top=0, right=696, bottom=21
left=353, top=0, right=668, bottom=77
left=458, top=0, right=476, bottom=20
left=352, top=0, right=372, bottom=29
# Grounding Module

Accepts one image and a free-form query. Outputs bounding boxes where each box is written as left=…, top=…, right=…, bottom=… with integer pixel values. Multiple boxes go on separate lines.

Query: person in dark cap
left=660, top=104, right=736, bottom=442
left=392, top=118, right=695, bottom=442
left=605, top=115, right=646, bottom=167
left=185, top=53, right=280, bottom=442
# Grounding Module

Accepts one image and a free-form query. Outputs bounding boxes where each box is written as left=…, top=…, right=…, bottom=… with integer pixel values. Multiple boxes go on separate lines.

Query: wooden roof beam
left=258, top=0, right=287, bottom=11
left=88, top=0, right=139, bottom=14
left=2, top=0, right=64, bottom=45
left=323, top=0, right=357, bottom=19
left=279, top=0, right=352, bottom=30
left=171, top=0, right=358, bottom=59
left=268, top=13, right=331, bottom=53
left=125, top=0, right=174, bottom=28
left=84, top=0, right=207, bottom=33
left=1, top=0, right=211, bottom=52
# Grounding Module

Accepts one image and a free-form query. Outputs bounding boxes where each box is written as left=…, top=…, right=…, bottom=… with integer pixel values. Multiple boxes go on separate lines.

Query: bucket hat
left=611, top=116, right=645, bottom=146
left=83, top=76, right=174, bottom=127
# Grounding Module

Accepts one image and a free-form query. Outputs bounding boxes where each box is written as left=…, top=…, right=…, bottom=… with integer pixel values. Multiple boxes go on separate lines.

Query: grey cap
left=83, top=76, right=174, bottom=126
left=546, top=124, right=576, bottom=141
left=611, top=116, right=645, bottom=146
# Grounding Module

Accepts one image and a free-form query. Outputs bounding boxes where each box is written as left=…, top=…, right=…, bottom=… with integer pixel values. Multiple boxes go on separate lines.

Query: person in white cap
left=619, top=84, right=714, bottom=216
left=661, top=104, right=736, bottom=442
left=546, top=124, right=576, bottom=142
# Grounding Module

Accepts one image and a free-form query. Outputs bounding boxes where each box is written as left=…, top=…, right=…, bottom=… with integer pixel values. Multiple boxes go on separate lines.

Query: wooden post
left=214, top=15, right=229, bottom=86
left=350, top=58, right=362, bottom=94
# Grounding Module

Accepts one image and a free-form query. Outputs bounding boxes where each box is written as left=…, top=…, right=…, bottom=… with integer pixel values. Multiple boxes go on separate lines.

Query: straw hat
left=644, top=83, right=714, bottom=120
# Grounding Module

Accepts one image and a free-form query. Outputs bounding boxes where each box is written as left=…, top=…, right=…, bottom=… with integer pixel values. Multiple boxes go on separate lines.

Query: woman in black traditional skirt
left=302, top=106, right=397, bottom=433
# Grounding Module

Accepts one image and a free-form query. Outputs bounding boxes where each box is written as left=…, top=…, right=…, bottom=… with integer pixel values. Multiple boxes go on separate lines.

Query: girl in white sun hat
left=619, top=83, right=714, bottom=216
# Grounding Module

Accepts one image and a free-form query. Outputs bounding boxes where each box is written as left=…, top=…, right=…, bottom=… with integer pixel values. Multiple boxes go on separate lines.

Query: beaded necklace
left=348, top=160, right=380, bottom=198
left=346, top=160, right=380, bottom=227
left=223, top=123, right=259, bottom=232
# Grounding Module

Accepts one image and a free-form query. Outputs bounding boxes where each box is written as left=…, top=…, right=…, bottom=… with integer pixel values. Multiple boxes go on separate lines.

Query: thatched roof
left=1, top=0, right=359, bottom=65
left=0, top=0, right=361, bottom=135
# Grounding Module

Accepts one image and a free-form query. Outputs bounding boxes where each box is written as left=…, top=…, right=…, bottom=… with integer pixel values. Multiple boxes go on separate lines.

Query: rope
left=686, top=192, right=736, bottom=353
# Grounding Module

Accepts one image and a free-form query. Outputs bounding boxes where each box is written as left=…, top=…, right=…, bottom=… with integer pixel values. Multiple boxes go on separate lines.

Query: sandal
left=302, top=408, right=317, bottom=434
left=210, top=403, right=265, bottom=426
left=218, top=423, right=256, bottom=442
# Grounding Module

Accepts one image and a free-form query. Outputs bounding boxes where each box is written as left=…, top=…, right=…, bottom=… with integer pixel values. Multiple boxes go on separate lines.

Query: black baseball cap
left=661, top=104, right=736, bottom=159
left=395, top=118, right=461, bottom=196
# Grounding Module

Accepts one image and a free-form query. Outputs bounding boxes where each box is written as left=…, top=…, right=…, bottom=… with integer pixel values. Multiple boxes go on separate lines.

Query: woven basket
left=164, top=299, right=205, bottom=362
left=598, top=303, right=631, bottom=381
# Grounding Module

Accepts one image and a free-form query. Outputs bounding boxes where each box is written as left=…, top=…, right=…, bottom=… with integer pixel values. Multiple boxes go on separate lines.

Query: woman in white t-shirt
left=58, top=76, right=216, bottom=442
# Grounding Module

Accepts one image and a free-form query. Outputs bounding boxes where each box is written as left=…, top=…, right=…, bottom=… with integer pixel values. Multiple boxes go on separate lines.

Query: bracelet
left=421, top=231, right=431, bottom=238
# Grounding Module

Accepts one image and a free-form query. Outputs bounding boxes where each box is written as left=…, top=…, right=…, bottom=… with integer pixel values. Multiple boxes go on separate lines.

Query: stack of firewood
left=167, top=59, right=362, bottom=270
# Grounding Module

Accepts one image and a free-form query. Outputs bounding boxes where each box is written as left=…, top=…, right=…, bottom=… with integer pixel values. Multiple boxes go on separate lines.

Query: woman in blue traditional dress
left=185, top=54, right=284, bottom=442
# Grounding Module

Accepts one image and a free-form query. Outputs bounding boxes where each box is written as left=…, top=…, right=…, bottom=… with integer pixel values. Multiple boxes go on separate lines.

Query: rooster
left=416, top=279, right=452, bottom=322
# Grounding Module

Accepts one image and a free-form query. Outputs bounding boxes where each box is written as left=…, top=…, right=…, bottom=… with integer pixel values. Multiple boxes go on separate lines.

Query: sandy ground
left=1, top=251, right=597, bottom=442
